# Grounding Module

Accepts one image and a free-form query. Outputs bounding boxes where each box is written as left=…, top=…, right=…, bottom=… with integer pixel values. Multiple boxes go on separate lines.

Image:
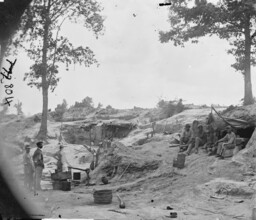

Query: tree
left=12, top=0, right=104, bottom=139
left=14, top=100, right=23, bottom=116
left=96, top=102, right=103, bottom=109
left=157, top=99, right=166, bottom=109
left=159, top=0, right=256, bottom=105
left=54, top=99, right=67, bottom=121
left=81, top=96, right=94, bottom=109
left=73, top=96, right=94, bottom=110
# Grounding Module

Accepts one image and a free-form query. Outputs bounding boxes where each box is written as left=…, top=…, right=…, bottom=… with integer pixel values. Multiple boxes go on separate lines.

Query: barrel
left=61, top=180, right=71, bottom=191
left=93, top=190, right=112, bottom=204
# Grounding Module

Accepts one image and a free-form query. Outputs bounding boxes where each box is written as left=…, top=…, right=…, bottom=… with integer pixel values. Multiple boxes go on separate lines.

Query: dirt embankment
left=1, top=105, right=256, bottom=219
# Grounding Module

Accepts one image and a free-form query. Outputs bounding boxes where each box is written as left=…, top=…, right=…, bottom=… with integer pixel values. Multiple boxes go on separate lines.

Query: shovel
left=116, top=193, right=125, bottom=209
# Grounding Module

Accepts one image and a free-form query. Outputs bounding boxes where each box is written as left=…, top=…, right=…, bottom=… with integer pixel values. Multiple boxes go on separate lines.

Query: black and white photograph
left=0, top=0, right=256, bottom=219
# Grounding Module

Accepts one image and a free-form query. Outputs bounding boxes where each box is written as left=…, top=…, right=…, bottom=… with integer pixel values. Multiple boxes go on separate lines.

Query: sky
left=1, top=0, right=256, bottom=115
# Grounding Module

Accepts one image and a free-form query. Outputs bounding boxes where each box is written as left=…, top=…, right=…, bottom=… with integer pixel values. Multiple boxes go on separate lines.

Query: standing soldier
left=54, top=143, right=71, bottom=172
left=23, top=143, right=35, bottom=191
left=53, top=144, right=63, bottom=173
left=32, top=141, right=44, bottom=191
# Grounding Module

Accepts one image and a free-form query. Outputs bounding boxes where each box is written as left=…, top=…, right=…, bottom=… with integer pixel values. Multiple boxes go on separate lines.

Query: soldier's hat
left=24, top=143, right=31, bottom=149
left=36, top=140, right=43, bottom=147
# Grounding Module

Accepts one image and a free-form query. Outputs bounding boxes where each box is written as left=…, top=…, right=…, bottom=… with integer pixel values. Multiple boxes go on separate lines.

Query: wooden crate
left=51, top=171, right=71, bottom=181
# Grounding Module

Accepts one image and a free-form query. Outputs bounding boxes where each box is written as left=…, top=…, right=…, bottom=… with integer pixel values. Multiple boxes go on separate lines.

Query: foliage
left=158, top=100, right=176, bottom=118
left=159, top=0, right=256, bottom=105
left=53, top=99, right=68, bottom=121
left=9, top=0, right=104, bottom=138
left=96, top=102, right=103, bottom=109
left=73, top=96, right=94, bottom=110
left=106, top=105, right=118, bottom=114
left=12, top=0, right=104, bottom=92
left=157, top=98, right=184, bottom=118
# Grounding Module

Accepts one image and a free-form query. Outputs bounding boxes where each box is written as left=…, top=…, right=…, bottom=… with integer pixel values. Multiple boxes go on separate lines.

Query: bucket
left=93, top=190, right=112, bottom=204
left=173, top=153, right=186, bottom=169
left=73, top=172, right=81, bottom=180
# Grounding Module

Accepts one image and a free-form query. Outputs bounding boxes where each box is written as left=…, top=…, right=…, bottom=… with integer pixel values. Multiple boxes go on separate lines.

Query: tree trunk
left=37, top=0, right=51, bottom=140
left=38, top=83, right=48, bottom=139
left=243, top=15, right=254, bottom=106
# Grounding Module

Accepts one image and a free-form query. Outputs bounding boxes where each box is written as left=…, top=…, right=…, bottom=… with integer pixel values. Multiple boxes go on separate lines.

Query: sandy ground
left=16, top=138, right=253, bottom=220
left=1, top=109, right=255, bottom=220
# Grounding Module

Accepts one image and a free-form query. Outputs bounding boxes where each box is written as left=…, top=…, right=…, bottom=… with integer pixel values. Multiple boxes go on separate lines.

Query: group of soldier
left=179, top=120, right=236, bottom=159
left=23, top=141, right=44, bottom=191
left=23, top=139, right=112, bottom=191
left=23, top=141, right=71, bottom=191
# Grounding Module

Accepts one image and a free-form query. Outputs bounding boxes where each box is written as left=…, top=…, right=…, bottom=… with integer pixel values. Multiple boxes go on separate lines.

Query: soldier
left=179, top=124, right=191, bottom=152
left=32, top=141, right=44, bottom=190
left=54, top=143, right=71, bottom=172
left=184, top=120, right=199, bottom=155
left=186, top=124, right=207, bottom=155
left=215, top=125, right=236, bottom=159
left=23, top=143, right=35, bottom=191
left=53, top=144, right=63, bottom=172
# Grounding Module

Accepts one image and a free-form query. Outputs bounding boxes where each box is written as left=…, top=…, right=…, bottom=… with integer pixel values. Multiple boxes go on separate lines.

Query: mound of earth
left=223, top=104, right=256, bottom=123
left=144, top=107, right=225, bottom=134
left=90, top=141, right=162, bottom=183
left=198, top=178, right=254, bottom=197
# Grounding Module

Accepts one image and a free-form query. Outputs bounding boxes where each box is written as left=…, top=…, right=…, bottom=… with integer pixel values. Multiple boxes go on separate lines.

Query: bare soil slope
left=0, top=107, right=255, bottom=219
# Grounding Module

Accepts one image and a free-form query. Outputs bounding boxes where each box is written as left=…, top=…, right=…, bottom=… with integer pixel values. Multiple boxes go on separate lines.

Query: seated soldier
left=204, top=129, right=212, bottom=152
left=215, top=125, right=236, bottom=159
left=186, top=124, right=207, bottom=155
left=179, top=124, right=191, bottom=152
left=204, top=127, right=218, bottom=153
